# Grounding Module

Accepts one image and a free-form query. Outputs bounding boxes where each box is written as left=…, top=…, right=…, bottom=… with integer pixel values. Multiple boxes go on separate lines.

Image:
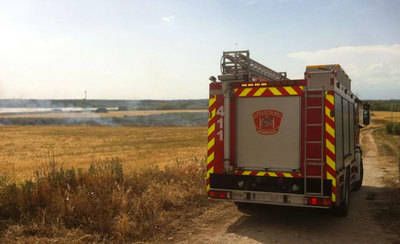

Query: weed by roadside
left=386, top=122, right=400, bottom=135
left=372, top=127, right=400, bottom=241
left=0, top=158, right=209, bottom=242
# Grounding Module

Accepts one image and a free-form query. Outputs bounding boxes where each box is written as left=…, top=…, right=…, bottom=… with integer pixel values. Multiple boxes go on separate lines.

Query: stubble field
left=0, top=125, right=206, bottom=181
left=0, top=124, right=209, bottom=242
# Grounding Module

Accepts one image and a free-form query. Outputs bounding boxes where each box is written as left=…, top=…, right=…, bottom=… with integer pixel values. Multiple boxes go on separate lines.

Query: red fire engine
left=207, top=50, right=370, bottom=216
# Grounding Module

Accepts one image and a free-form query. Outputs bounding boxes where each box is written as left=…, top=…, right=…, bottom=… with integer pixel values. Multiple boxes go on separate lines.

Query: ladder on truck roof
left=304, top=88, right=326, bottom=196
left=219, top=50, right=288, bottom=81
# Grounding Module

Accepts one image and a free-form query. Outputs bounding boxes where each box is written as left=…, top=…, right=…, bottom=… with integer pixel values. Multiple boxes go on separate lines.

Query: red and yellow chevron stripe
left=206, top=95, right=217, bottom=192
left=236, top=170, right=302, bottom=178
left=325, top=91, right=336, bottom=202
left=233, top=85, right=304, bottom=97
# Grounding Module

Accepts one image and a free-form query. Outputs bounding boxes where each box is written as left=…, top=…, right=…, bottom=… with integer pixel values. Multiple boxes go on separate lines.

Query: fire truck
left=207, top=50, right=370, bottom=216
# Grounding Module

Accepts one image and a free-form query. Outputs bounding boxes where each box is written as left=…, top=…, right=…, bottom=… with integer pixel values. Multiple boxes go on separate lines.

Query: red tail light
left=208, top=190, right=231, bottom=199
left=309, top=197, right=318, bottom=206
left=307, top=197, right=331, bottom=206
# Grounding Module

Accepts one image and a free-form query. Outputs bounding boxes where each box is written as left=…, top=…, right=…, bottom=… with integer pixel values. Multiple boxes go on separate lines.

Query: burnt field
left=0, top=125, right=209, bottom=242
left=0, top=99, right=208, bottom=110
left=0, top=111, right=208, bottom=126
left=0, top=106, right=209, bottom=241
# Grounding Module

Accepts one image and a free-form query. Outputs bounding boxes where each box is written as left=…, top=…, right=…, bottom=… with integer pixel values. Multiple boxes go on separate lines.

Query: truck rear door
left=233, top=85, right=304, bottom=171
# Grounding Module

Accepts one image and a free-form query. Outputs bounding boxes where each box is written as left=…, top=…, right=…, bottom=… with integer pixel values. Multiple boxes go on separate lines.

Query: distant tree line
left=365, top=100, right=400, bottom=111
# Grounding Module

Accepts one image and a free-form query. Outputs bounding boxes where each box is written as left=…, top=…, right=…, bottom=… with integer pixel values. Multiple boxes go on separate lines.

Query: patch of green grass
left=386, top=122, right=400, bottom=135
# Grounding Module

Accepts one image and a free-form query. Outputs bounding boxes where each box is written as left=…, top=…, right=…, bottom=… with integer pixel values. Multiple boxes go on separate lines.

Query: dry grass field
left=0, top=125, right=209, bottom=242
left=0, top=111, right=397, bottom=182
left=371, top=111, right=400, bottom=123
left=0, top=126, right=206, bottom=181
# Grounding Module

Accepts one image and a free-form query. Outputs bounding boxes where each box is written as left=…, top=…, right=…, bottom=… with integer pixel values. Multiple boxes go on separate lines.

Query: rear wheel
left=333, top=169, right=351, bottom=217
left=234, top=202, right=259, bottom=215
left=353, top=158, right=363, bottom=191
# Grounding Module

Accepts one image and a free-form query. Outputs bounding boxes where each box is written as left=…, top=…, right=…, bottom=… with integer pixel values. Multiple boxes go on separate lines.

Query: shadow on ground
left=226, top=185, right=400, bottom=243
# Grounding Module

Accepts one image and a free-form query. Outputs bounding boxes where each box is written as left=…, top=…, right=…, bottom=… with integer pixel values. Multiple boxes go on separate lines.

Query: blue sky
left=0, top=0, right=399, bottom=99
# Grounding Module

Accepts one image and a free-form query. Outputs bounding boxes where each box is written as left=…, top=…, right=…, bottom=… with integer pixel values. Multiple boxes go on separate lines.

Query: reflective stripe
left=269, top=87, right=282, bottom=96
left=326, top=94, right=334, bottom=105
left=327, top=171, right=336, bottom=187
left=239, top=88, right=252, bottom=97
left=326, top=139, right=335, bottom=154
left=206, top=167, right=214, bottom=178
left=242, top=171, right=252, bottom=175
left=284, top=86, right=298, bottom=95
left=208, top=123, right=215, bottom=136
left=207, top=152, right=214, bottom=164
left=209, top=96, right=216, bottom=107
left=207, top=138, right=215, bottom=150
left=254, top=87, right=267, bottom=96
left=209, top=108, right=216, bottom=120
left=325, top=91, right=336, bottom=202
left=326, top=155, right=335, bottom=170
left=206, top=96, right=218, bottom=193
left=325, top=107, right=334, bottom=120
left=283, top=172, right=293, bottom=178
left=325, top=123, right=335, bottom=137
left=240, top=171, right=300, bottom=177
left=234, top=86, right=303, bottom=97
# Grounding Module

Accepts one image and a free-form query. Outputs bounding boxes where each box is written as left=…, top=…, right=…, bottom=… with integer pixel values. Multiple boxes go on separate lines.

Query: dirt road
left=175, top=126, right=399, bottom=243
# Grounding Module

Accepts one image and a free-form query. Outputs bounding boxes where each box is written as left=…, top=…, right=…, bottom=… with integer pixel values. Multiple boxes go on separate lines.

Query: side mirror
left=209, top=76, right=217, bottom=83
left=363, top=104, right=370, bottom=126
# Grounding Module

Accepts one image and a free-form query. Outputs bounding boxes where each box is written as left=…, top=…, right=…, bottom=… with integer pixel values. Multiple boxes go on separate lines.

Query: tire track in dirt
left=173, top=126, right=399, bottom=244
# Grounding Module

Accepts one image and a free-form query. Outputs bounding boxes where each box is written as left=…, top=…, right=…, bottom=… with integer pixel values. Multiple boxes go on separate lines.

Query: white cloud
left=161, top=15, right=175, bottom=23
left=288, top=44, right=400, bottom=99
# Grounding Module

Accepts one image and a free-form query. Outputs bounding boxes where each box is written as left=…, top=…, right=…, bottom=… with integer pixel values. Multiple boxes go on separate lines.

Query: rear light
left=208, top=190, right=231, bottom=199
left=309, top=197, right=318, bottom=206
left=307, top=197, right=331, bottom=206
left=321, top=198, right=332, bottom=206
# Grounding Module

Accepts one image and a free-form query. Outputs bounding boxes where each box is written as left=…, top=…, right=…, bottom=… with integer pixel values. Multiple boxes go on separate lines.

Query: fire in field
left=1, top=1, right=400, bottom=243
left=0, top=122, right=210, bottom=242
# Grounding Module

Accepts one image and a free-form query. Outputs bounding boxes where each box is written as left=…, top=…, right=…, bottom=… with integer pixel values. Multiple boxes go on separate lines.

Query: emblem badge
left=252, top=109, right=283, bottom=135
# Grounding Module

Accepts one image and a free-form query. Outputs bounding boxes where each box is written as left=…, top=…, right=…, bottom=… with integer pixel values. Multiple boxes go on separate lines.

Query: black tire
left=333, top=170, right=351, bottom=217
left=234, top=202, right=258, bottom=215
left=353, top=158, right=363, bottom=191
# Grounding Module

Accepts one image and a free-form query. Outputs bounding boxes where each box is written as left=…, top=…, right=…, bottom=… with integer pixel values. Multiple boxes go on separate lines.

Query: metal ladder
left=304, top=88, right=325, bottom=195
left=220, top=50, right=287, bottom=81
